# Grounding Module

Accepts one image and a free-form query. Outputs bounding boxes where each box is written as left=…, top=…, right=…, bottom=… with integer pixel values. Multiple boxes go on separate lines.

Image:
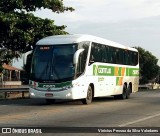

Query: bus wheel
left=120, top=85, right=127, bottom=99
left=82, top=86, right=93, bottom=105
left=126, top=85, right=131, bottom=99
left=45, top=99, right=55, bottom=104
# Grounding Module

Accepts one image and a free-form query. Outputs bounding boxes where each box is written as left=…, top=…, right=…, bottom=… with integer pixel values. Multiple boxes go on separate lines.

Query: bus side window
left=90, top=42, right=99, bottom=63
left=105, top=46, right=109, bottom=63
left=115, top=49, right=120, bottom=64
left=76, top=41, right=90, bottom=77
left=89, top=43, right=95, bottom=63
left=124, top=50, right=128, bottom=65
left=130, top=51, right=133, bottom=65
left=76, top=52, right=84, bottom=77
left=108, top=46, right=112, bottom=63
left=133, top=52, right=138, bottom=65
left=135, top=52, right=138, bottom=65
left=101, top=44, right=107, bottom=63
left=112, top=47, right=116, bottom=64
left=119, top=49, right=124, bottom=65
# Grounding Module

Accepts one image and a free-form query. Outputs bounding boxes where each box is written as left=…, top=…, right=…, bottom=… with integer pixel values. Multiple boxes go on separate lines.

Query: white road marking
left=119, top=112, right=160, bottom=127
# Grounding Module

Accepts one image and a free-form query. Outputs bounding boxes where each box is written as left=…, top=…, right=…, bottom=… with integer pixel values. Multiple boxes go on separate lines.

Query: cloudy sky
left=13, top=0, right=160, bottom=67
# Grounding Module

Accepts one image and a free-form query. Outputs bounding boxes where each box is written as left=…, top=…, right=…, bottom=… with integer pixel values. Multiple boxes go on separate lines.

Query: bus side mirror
left=73, top=49, right=84, bottom=65
left=23, top=50, right=33, bottom=65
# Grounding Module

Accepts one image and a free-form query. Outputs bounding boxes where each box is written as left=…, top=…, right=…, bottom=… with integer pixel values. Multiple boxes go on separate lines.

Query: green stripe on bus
left=126, top=68, right=139, bottom=76
left=116, top=77, right=119, bottom=85
left=93, top=65, right=139, bottom=76
left=118, top=67, right=122, bottom=76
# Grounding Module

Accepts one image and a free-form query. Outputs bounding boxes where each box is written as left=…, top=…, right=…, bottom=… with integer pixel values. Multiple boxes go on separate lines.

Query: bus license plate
left=45, top=93, right=53, bottom=97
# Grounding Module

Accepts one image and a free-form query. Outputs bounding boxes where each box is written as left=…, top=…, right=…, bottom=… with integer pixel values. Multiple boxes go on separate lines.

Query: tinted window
left=31, top=44, right=77, bottom=82
left=89, top=42, right=138, bottom=66
left=76, top=42, right=90, bottom=77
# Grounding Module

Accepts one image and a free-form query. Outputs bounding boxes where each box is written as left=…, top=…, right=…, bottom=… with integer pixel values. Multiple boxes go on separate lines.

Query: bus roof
left=36, top=34, right=137, bottom=52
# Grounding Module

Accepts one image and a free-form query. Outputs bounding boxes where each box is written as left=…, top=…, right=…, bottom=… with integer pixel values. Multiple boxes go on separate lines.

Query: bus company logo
left=43, top=85, right=55, bottom=88
left=94, top=65, right=112, bottom=76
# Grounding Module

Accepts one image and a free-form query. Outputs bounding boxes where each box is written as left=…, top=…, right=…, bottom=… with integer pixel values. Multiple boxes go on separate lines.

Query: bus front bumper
left=29, top=87, right=86, bottom=100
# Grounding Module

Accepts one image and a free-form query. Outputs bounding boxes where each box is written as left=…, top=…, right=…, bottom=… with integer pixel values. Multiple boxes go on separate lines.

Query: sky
left=13, top=0, right=160, bottom=67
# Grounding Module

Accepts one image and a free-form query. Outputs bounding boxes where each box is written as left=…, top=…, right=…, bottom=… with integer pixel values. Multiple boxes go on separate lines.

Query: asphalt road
left=0, top=90, right=160, bottom=135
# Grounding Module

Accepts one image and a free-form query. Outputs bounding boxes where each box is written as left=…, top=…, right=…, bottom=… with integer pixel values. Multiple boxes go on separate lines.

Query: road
left=0, top=90, right=160, bottom=135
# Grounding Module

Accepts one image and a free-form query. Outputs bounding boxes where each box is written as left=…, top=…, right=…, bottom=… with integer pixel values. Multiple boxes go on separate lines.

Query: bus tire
left=82, top=86, right=93, bottom=105
left=126, top=85, right=131, bottom=99
left=45, top=99, right=55, bottom=104
left=119, top=85, right=127, bottom=99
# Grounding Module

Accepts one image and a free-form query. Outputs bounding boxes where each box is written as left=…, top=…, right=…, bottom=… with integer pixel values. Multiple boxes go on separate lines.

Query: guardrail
left=139, top=83, right=160, bottom=90
left=138, top=84, right=150, bottom=89
left=0, top=87, right=29, bottom=92
left=0, top=87, right=29, bottom=99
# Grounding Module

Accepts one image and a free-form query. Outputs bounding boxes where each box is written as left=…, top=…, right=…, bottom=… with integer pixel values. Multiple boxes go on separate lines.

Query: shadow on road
left=0, top=96, right=122, bottom=106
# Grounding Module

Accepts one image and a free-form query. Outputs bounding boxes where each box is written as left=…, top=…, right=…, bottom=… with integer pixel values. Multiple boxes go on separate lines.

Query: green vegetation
left=134, top=47, right=160, bottom=84
left=0, top=0, right=74, bottom=73
left=0, top=0, right=74, bottom=53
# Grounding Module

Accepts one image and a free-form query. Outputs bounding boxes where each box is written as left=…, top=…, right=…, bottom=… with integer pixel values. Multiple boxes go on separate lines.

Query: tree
left=0, top=0, right=74, bottom=53
left=134, top=47, right=160, bottom=84
left=0, top=48, right=21, bottom=72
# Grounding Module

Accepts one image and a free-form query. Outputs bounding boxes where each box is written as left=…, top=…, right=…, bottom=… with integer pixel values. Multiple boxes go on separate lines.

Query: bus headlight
left=30, top=92, right=35, bottom=96
left=66, top=93, right=71, bottom=97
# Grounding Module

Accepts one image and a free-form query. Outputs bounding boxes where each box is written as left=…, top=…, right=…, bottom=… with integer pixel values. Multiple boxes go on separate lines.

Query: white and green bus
left=27, top=34, right=139, bottom=104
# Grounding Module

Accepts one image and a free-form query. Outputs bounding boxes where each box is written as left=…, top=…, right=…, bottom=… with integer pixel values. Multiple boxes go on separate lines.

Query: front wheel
left=82, top=86, right=93, bottom=105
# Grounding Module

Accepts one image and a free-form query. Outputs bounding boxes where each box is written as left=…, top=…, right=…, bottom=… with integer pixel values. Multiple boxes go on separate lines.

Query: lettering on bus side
left=132, top=70, right=139, bottom=75
left=126, top=68, right=139, bottom=76
left=93, top=65, right=114, bottom=76
left=98, top=68, right=111, bottom=74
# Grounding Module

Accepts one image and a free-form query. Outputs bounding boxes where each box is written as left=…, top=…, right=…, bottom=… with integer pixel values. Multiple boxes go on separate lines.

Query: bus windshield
left=30, top=44, right=77, bottom=82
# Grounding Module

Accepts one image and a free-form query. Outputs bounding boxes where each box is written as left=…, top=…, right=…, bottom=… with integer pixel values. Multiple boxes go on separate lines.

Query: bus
left=27, top=34, right=139, bottom=104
